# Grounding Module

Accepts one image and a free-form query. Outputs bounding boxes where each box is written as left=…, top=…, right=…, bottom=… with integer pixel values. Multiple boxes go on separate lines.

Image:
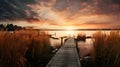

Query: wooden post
left=61, top=37, right=63, bottom=46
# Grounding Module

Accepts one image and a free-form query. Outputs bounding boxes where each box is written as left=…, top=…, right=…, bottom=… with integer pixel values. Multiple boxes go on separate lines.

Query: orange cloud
left=1, top=0, right=119, bottom=29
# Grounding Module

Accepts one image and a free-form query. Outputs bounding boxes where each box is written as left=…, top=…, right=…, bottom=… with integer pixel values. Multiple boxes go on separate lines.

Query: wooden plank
left=46, top=38, right=81, bottom=67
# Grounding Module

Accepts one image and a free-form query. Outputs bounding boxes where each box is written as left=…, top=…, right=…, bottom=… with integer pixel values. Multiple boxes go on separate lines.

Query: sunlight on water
left=48, top=30, right=111, bottom=47
left=48, top=31, right=109, bottom=37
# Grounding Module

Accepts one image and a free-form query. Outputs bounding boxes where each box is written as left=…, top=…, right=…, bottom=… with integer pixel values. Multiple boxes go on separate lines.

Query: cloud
left=0, top=0, right=37, bottom=20
left=0, top=0, right=119, bottom=20
left=92, top=0, right=120, bottom=15
left=0, top=0, right=119, bottom=28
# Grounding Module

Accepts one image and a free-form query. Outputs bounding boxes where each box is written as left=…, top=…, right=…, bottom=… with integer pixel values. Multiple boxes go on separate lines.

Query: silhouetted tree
left=5, top=24, right=15, bottom=31
left=0, top=24, right=5, bottom=30
left=0, top=23, right=24, bottom=31
left=4, top=24, right=23, bottom=31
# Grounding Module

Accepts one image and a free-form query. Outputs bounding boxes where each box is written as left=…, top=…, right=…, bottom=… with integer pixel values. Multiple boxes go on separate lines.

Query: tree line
left=0, top=24, right=24, bottom=31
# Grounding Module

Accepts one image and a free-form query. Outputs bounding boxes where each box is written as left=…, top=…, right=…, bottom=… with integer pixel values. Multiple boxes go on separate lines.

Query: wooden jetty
left=46, top=38, right=81, bottom=67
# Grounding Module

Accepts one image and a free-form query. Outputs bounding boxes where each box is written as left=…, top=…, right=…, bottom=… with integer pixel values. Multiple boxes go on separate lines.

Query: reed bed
left=92, top=31, right=120, bottom=67
left=77, top=33, right=86, bottom=41
left=0, top=30, right=53, bottom=67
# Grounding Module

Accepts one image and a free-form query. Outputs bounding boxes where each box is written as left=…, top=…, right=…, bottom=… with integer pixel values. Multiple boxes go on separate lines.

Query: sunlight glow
left=65, top=26, right=76, bottom=36
left=65, top=26, right=75, bottom=31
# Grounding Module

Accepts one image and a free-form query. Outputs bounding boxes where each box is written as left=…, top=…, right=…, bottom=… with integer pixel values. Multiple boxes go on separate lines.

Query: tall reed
left=92, top=31, right=120, bottom=67
left=0, top=30, right=53, bottom=67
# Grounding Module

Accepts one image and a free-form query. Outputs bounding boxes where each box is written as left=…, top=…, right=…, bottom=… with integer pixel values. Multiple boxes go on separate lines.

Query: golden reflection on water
left=48, top=31, right=97, bottom=38
left=49, top=30, right=111, bottom=46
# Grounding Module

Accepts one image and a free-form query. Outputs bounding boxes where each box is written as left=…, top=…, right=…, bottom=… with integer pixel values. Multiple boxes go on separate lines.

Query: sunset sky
left=0, top=0, right=120, bottom=29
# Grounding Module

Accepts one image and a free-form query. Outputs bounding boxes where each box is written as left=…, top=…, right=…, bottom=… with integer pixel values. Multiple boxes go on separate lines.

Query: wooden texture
left=46, top=38, right=81, bottom=67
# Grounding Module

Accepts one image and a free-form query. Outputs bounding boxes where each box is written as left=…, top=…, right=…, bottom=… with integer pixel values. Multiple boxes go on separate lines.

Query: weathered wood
left=46, top=38, right=81, bottom=67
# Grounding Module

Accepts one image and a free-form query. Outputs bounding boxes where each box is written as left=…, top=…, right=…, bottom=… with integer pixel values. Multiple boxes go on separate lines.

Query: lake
left=48, top=30, right=115, bottom=58
left=48, top=30, right=111, bottom=47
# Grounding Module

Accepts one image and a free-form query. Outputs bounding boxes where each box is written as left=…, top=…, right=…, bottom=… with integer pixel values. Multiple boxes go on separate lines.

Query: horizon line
left=32, top=28, right=120, bottom=31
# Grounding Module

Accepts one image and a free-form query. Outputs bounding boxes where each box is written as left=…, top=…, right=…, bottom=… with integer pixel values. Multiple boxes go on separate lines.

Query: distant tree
left=0, top=23, right=24, bottom=31
left=14, top=25, right=23, bottom=30
left=4, top=24, right=23, bottom=31
left=0, top=24, right=5, bottom=30
left=5, top=24, right=15, bottom=31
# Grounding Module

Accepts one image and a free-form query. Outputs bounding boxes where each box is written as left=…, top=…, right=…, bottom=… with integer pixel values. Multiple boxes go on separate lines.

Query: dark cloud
left=0, top=0, right=37, bottom=20
left=0, top=0, right=119, bottom=25
left=50, top=0, right=120, bottom=18
left=112, top=0, right=120, bottom=4
left=92, top=0, right=120, bottom=15
left=52, top=0, right=86, bottom=15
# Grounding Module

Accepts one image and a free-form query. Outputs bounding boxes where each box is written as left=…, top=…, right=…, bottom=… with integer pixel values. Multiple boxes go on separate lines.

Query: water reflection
left=48, top=30, right=110, bottom=47
left=50, top=38, right=61, bottom=48
left=48, top=31, right=96, bottom=38
left=49, top=30, right=112, bottom=58
left=78, top=39, right=93, bottom=58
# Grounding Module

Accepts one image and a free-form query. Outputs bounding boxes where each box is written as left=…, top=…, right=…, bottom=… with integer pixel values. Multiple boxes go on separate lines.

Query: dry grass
left=92, top=31, right=120, bottom=67
left=0, top=30, right=53, bottom=67
left=77, top=33, right=86, bottom=41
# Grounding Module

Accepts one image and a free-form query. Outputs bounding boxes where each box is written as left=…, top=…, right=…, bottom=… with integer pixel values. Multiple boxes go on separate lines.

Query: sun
left=65, top=26, right=75, bottom=31
left=64, top=26, right=76, bottom=36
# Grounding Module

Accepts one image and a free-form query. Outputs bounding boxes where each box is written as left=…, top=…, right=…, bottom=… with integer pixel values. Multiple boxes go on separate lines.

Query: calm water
left=78, top=39, right=93, bottom=57
left=48, top=30, right=107, bottom=57
left=48, top=30, right=110, bottom=47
